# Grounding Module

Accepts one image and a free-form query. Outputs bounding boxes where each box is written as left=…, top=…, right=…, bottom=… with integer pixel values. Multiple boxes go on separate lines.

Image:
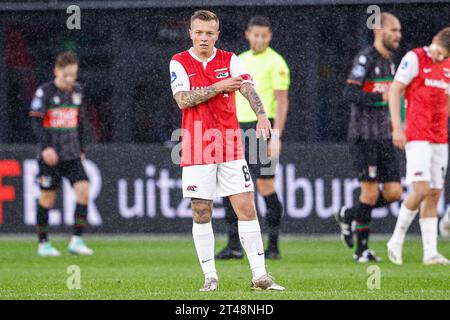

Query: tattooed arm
left=239, top=82, right=267, bottom=117
left=174, top=86, right=219, bottom=110
left=174, top=77, right=244, bottom=110
left=239, top=82, right=272, bottom=139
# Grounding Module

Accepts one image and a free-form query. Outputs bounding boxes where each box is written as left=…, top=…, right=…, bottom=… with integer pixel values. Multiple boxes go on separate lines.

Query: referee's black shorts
left=240, top=120, right=277, bottom=180
left=349, top=138, right=401, bottom=183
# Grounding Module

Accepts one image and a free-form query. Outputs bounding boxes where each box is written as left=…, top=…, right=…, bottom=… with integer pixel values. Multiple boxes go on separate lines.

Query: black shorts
left=350, top=139, right=401, bottom=183
left=240, top=121, right=277, bottom=180
left=38, top=158, right=89, bottom=190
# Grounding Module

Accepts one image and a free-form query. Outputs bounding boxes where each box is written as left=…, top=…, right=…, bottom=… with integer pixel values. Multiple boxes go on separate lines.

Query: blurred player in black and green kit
left=335, top=13, right=403, bottom=262
left=29, top=51, right=93, bottom=257
left=216, top=16, right=290, bottom=260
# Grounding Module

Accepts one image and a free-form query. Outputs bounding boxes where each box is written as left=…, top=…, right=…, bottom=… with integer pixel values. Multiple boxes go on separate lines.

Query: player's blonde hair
left=190, top=10, right=219, bottom=28
left=437, top=27, right=450, bottom=52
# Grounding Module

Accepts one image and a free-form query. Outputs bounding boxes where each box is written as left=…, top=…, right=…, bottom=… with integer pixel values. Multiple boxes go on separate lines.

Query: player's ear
left=53, top=67, right=57, bottom=77
left=432, top=36, right=437, bottom=44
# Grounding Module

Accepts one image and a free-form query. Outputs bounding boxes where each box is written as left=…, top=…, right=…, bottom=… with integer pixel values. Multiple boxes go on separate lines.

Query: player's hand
left=42, top=147, right=58, bottom=166
left=213, top=77, right=243, bottom=93
left=392, top=127, right=406, bottom=150
left=80, top=153, right=86, bottom=161
left=256, top=114, right=272, bottom=140
left=268, top=133, right=282, bottom=160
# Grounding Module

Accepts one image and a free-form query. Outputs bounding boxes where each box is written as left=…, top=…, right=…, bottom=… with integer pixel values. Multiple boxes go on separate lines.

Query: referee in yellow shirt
left=216, top=16, right=290, bottom=260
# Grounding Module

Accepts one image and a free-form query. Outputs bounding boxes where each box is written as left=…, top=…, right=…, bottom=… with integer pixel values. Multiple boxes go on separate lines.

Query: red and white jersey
left=395, top=46, right=450, bottom=143
left=170, top=47, right=253, bottom=167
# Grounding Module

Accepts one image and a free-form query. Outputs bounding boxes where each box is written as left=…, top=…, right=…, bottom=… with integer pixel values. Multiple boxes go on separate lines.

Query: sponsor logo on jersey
left=423, top=68, right=432, bottom=73
left=424, top=78, right=449, bottom=90
left=362, top=79, right=392, bottom=93
left=191, top=86, right=207, bottom=90
left=43, top=107, right=79, bottom=129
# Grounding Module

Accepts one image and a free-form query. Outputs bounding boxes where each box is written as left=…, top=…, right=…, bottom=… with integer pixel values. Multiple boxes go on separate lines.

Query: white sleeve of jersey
left=394, top=51, right=419, bottom=85
left=170, top=60, right=190, bottom=96
left=230, top=54, right=253, bottom=84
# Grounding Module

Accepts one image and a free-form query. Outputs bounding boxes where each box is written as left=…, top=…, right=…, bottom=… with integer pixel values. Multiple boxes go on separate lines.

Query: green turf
left=0, top=237, right=449, bottom=300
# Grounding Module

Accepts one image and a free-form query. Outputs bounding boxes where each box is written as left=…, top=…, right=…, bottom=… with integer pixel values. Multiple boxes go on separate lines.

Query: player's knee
left=39, top=191, right=57, bottom=208
left=192, top=202, right=212, bottom=224
left=427, top=189, right=442, bottom=202
left=413, top=184, right=431, bottom=200
left=236, top=202, right=257, bottom=220
left=74, top=181, right=90, bottom=204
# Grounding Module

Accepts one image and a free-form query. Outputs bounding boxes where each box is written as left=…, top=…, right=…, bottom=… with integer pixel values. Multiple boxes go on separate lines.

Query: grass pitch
left=0, top=236, right=449, bottom=300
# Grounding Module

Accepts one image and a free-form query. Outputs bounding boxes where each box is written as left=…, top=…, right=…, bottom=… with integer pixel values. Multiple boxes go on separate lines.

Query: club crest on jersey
left=72, top=93, right=82, bottom=105
left=53, top=96, right=61, bottom=105
left=214, top=68, right=229, bottom=79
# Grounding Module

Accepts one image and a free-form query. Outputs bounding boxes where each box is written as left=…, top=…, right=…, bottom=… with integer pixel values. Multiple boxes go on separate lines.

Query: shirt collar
left=189, top=47, right=217, bottom=63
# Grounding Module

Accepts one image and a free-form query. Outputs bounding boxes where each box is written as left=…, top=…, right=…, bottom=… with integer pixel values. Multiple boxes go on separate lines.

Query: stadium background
left=0, top=0, right=449, bottom=234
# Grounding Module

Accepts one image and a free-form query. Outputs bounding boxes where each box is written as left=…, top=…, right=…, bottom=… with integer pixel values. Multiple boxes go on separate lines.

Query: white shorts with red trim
left=182, top=159, right=254, bottom=200
left=405, top=141, right=448, bottom=189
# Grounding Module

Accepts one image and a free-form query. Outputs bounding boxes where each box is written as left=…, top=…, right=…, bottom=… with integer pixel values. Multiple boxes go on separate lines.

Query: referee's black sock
left=37, top=204, right=49, bottom=243
left=264, top=192, right=283, bottom=252
left=73, top=204, right=88, bottom=237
